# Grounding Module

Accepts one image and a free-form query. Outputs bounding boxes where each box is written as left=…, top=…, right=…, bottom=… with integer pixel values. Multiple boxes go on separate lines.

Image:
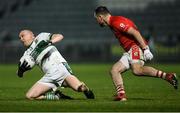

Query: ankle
left=77, top=82, right=89, bottom=92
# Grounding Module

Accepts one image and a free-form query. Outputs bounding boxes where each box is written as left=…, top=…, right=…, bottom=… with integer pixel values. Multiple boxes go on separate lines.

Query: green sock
left=44, top=92, right=59, bottom=100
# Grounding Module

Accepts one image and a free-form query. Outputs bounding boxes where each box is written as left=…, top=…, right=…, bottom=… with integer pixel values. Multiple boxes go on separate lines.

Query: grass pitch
left=0, top=63, right=180, bottom=112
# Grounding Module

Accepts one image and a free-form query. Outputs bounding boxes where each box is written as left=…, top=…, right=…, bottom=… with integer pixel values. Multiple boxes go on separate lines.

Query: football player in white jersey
left=17, top=29, right=94, bottom=100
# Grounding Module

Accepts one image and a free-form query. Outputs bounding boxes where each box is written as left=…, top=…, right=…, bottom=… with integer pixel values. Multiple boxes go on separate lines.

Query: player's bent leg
left=64, top=75, right=95, bottom=99
left=26, top=82, right=70, bottom=100
left=110, top=61, right=127, bottom=101
left=131, top=63, right=178, bottom=89
left=110, top=61, right=127, bottom=89
left=26, top=82, right=52, bottom=100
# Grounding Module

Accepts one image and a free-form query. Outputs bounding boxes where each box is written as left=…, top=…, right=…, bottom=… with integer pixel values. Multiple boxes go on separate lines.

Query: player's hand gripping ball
left=20, top=55, right=35, bottom=68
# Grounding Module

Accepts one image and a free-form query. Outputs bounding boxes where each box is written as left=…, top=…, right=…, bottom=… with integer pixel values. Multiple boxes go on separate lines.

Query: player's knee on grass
left=26, top=93, right=34, bottom=100
left=26, top=92, right=40, bottom=100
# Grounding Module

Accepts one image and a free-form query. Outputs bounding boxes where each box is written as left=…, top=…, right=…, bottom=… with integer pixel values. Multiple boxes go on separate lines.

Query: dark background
left=0, top=0, right=179, bottom=63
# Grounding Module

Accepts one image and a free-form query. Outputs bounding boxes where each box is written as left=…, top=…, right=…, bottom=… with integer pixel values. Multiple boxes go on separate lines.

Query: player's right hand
left=143, top=46, right=153, bottom=61
left=17, top=61, right=31, bottom=77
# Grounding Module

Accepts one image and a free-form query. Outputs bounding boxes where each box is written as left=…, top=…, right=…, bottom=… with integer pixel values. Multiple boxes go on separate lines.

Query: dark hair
left=94, top=6, right=110, bottom=16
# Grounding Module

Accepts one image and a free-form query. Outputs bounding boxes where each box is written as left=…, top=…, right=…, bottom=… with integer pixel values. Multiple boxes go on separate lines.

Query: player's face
left=94, top=15, right=106, bottom=27
left=19, top=31, right=33, bottom=47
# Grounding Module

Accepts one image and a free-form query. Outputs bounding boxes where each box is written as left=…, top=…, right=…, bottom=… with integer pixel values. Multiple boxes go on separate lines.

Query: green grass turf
left=0, top=63, right=180, bottom=112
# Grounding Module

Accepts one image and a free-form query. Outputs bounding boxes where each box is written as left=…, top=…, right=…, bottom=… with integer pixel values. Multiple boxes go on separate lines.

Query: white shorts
left=120, top=45, right=145, bottom=69
left=38, top=51, right=73, bottom=91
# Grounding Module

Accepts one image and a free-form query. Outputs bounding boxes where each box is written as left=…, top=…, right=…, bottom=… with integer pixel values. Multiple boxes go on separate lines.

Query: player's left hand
left=143, top=46, right=153, bottom=61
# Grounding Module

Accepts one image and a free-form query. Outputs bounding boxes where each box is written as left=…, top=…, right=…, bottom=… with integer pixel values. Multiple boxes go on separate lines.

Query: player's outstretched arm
left=50, top=34, right=64, bottom=44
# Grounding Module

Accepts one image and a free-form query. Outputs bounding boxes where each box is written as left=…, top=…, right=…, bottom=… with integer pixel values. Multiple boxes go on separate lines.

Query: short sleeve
left=36, top=32, right=52, bottom=41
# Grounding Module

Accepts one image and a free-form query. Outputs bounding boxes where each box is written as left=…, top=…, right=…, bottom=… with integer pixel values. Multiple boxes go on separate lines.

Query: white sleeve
left=36, top=32, right=52, bottom=41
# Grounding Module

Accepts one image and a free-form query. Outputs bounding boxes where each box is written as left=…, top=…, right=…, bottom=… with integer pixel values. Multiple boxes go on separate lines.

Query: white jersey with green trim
left=22, top=32, right=66, bottom=66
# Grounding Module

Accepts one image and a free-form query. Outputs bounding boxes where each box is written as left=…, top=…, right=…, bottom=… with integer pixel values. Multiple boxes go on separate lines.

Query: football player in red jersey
left=94, top=6, right=178, bottom=101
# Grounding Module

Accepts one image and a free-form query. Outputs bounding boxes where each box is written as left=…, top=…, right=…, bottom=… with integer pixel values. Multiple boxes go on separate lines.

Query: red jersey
left=109, top=16, right=147, bottom=52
